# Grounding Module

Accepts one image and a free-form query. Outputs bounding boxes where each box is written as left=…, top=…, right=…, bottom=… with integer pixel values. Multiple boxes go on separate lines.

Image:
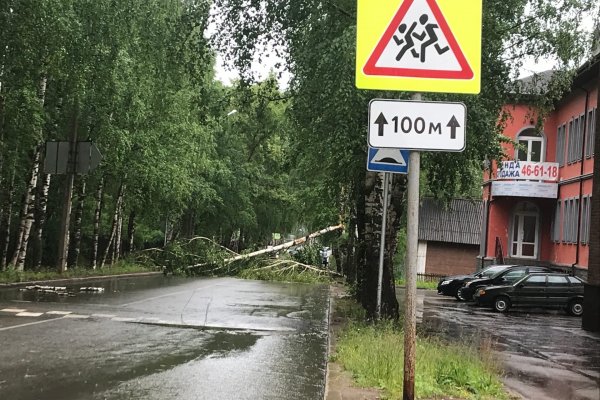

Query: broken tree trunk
left=187, top=224, right=344, bottom=269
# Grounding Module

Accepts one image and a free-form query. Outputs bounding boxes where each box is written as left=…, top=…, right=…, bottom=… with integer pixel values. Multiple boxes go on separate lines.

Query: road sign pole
left=376, top=171, right=390, bottom=319
left=403, top=93, right=421, bottom=400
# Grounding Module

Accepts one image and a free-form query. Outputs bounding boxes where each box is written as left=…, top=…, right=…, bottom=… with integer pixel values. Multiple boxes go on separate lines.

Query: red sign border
left=363, top=0, right=474, bottom=80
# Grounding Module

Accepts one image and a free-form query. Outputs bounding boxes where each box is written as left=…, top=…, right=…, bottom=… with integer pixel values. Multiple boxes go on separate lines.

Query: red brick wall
left=425, top=242, right=479, bottom=276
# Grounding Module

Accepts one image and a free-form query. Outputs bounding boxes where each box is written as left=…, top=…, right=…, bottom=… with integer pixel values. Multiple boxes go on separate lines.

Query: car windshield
left=478, top=265, right=509, bottom=278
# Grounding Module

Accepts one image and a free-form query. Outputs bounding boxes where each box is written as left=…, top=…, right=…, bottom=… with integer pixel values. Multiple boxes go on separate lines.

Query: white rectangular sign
left=496, top=160, right=559, bottom=182
left=492, top=181, right=558, bottom=199
left=368, top=99, right=466, bottom=151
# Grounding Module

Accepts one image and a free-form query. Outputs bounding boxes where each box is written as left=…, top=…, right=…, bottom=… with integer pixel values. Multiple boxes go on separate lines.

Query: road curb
left=0, top=271, right=163, bottom=289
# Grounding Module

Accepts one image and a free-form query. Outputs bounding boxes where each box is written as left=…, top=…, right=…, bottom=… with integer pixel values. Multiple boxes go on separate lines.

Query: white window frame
left=510, top=202, right=540, bottom=259
left=516, top=127, right=546, bottom=162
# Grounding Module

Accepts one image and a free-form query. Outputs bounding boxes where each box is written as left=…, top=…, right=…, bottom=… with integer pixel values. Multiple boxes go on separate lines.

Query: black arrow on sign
left=446, top=116, right=460, bottom=139
left=374, top=113, right=388, bottom=136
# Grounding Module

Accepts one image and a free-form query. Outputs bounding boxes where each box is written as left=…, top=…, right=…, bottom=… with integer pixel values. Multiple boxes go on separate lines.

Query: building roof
left=419, top=198, right=483, bottom=245
left=514, top=70, right=556, bottom=95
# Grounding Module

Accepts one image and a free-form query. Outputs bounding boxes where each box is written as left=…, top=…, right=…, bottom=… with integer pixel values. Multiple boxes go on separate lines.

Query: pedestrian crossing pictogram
left=356, top=0, right=482, bottom=94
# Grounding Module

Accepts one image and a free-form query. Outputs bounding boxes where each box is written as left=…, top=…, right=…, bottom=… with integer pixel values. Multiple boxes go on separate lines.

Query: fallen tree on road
left=186, top=224, right=344, bottom=270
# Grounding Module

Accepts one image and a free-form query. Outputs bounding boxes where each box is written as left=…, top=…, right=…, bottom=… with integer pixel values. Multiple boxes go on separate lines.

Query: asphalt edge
left=0, top=271, right=163, bottom=289
left=324, top=284, right=334, bottom=400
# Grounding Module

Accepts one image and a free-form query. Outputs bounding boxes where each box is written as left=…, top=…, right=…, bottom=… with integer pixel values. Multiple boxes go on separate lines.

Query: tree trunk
left=126, top=210, right=136, bottom=254
left=13, top=74, right=49, bottom=270
left=344, top=215, right=357, bottom=284
left=0, top=170, right=15, bottom=271
left=101, top=182, right=124, bottom=269
left=57, top=106, right=78, bottom=272
left=68, top=178, right=86, bottom=269
left=11, top=146, right=41, bottom=270
left=33, top=172, right=51, bottom=269
left=583, top=67, right=600, bottom=332
left=91, top=177, right=104, bottom=269
left=114, top=193, right=124, bottom=264
left=357, top=172, right=401, bottom=320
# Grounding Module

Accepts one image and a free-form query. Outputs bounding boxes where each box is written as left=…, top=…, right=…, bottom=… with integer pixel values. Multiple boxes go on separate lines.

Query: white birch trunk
left=11, top=147, right=41, bottom=270
left=91, top=177, right=104, bottom=269
left=114, top=192, right=124, bottom=264
left=34, top=173, right=51, bottom=269
left=0, top=170, right=14, bottom=271
left=127, top=210, right=136, bottom=254
left=101, top=182, right=124, bottom=269
left=68, top=179, right=86, bottom=268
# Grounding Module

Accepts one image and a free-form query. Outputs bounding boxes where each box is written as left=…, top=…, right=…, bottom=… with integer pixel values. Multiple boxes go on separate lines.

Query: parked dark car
left=437, top=265, right=517, bottom=299
left=456, top=265, right=552, bottom=301
left=473, top=272, right=585, bottom=316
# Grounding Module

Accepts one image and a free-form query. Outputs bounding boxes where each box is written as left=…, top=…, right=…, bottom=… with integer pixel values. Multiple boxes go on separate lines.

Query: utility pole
left=403, top=92, right=421, bottom=400
left=56, top=107, right=78, bottom=272
left=583, top=57, right=600, bottom=332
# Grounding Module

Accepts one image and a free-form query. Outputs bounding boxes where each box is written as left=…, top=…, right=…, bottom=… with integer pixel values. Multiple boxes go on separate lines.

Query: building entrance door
left=511, top=204, right=539, bottom=259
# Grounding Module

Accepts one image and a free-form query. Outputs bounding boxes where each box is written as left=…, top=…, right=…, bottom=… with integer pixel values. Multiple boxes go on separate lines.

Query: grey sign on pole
left=76, top=141, right=103, bottom=174
left=44, top=141, right=70, bottom=174
left=44, top=141, right=102, bottom=175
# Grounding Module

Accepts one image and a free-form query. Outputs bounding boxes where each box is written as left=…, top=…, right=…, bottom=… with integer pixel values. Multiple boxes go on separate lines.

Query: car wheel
left=494, top=296, right=511, bottom=313
left=456, top=288, right=469, bottom=301
left=568, top=299, right=583, bottom=317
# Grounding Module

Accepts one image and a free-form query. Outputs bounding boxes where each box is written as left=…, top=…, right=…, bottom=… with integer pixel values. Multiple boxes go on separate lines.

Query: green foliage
left=334, top=299, right=508, bottom=400
left=291, top=242, right=322, bottom=267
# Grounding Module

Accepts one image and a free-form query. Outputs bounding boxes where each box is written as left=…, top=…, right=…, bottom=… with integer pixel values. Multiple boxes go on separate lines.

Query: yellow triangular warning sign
left=364, top=0, right=473, bottom=79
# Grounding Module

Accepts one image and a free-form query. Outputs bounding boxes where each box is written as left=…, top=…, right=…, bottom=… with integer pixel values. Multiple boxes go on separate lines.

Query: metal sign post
left=376, top=172, right=391, bottom=319
left=403, top=93, right=421, bottom=400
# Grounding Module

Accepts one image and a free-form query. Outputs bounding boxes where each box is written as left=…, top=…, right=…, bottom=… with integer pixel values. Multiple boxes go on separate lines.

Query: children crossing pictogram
left=362, top=0, right=474, bottom=80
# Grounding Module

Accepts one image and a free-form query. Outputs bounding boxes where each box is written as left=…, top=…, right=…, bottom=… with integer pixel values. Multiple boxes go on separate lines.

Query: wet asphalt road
left=0, top=276, right=330, bottom=400
left=413, top=290, right=600, bottom=400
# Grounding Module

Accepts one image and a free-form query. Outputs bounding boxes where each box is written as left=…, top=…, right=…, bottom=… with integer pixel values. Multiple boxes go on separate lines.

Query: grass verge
left=333, top=298, right=509, bottom=400
left=0, top=262, right=158, bottom=284
left=396, top=279, right=439, bottom=290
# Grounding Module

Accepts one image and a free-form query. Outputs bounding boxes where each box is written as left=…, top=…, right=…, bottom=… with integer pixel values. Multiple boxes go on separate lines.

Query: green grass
left=333, top=299, right=509, bottom=400
left=0, top=262, right=158, bottom=284
left=396, top=279, right=439, bottom=290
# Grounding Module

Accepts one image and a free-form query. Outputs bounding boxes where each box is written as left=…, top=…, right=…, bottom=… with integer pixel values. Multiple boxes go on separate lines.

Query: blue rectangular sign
left=367, top=147, right=409, bottom=174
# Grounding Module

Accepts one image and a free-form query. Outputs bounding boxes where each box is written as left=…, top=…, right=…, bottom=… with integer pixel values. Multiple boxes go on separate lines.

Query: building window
left=511, top=202, right=539, bottom=259
left=581, top=195, right=592, bottom=245
left=586, top=108, right=597, bottom=158
left=562, top=197, right=580, bottom=244
left=567, top=116, right=585, bottom=164
left=556, top=124, right=566, bottom=166
left=516, top=128, right=544, bottom=162
left=551, top=200, right=561, bottom=242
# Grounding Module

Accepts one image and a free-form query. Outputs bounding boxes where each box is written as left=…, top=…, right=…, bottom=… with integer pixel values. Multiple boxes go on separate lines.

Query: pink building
left=480, top=55, right=598, bottom=279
